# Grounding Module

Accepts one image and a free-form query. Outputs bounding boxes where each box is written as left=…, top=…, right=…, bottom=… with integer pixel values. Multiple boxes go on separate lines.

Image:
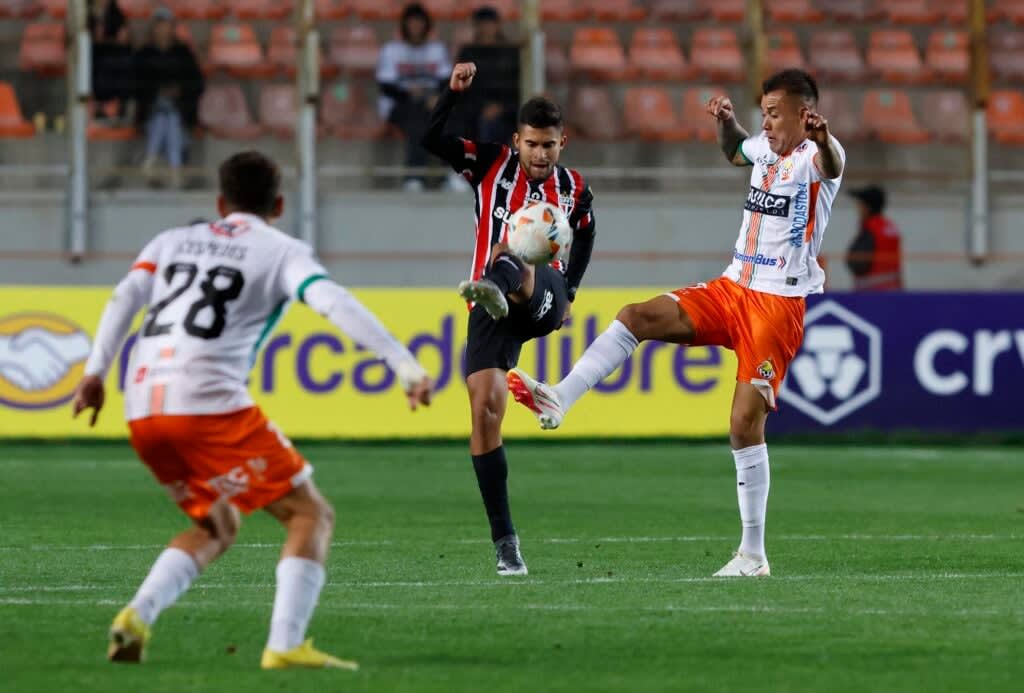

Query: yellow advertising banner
left=0, top=287, right=736, bottom=438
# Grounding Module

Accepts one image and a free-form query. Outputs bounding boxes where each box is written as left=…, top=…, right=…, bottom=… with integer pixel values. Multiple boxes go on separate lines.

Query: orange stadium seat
left=469, top=0, right=519, bottom=20
left=321, top=81, right=387, bottom=139
left=208, top=23, right=272, bottom=78
left=38, top=0, right=63, bottom=17
left=421, top=0, right=466, bottom=20
left=990, top=31, right=1024, bottom=82
left=624, top=87, right=688, bottom=141
left=706, top=0, right=745, bottom=22
left=932, top=0, right=967, bottom=24
left=87, top=101, right=137, bottom=141
left=650, top=0, right=707, bottom=20
left=348, top=0, right=400, bottom=20
left=819, top=0, right=884, bottom=21
left=119, top=0, right=155, bottom=19
left=884, top=0, right=940, bottom=24
left=682, top=86, right=727, bottom=143
left=0, top=1, right=42, bottom=18
left=233, top=0, right=291, bottom=20
left=268, top=26, right=337, bottom=79
left=170, top=0, right=227, bottom=20
left=767, top=0, right=824, bottom=23
left=629, top=28, right=694, bottom=81
left=0, top=82, right=36, bottom=139
left=987, top=91, right=1024, bottom=145
left=925, top=31, right=968, bottom=83
left=989, top=0, right=1024, bottom=24
left=568, top=87, right=623, bottom=140
left=259, top=84, right=298, bottom=139
left=546, top=39, right=570, bottom=83
left=200, top=85, right=264, bottom=139
left=18, top=22, right=65, bottom=76
left=809, top=30, right=867, bottom=83
left=920, top=90, right=969, bottom=143
left=765, top=30, right=806, bottom=72
left=541, top=0, right=588, bottom=21
left=691, top=28, right=743, bottom=83
left=328, top=25, right=380, bottom=77
left=570, top=27, right=629, bottom=81
left=315, top=0, right=349, bottom=19
left=581, top=0, right=647, bottom=21
left=862, top=89, right=930, bottom=143
left=816, top=90, right=866, bottom=142
left=867, top=30, right=928, bottom=84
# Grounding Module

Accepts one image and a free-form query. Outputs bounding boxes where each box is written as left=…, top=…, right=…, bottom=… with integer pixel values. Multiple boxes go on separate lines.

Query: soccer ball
left=506, top=201, right=572, bottom=266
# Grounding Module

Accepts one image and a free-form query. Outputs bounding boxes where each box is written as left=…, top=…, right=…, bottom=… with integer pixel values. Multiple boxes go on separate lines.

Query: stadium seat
left=925, top=31, right=967, bottom=83
left=170, top=0, right=227, bottom=20
left=623, top=87, right=688, bottom=141
left=0, top=82, right=36, bottom=139
left=199, top=84, right=264, bottom=139
left=581, top=0, right=647, bottom=21
left=321, top=81, right=387, bottom=139
left=920, top=90, right=969, bottom=143
left=990, top=31, right=1024, bottom=83
left=809, top=30, right=866, bottom=83
left=705, top=0, right=744, bottom=21
left=867, top=30, right=929, bottom=84
left=987, top=91, right=1024, bottom=145
left=233, top=0, right=291, bottom=20
left=315, top=0, right=348, bottom=19
left=348, top=0, right=401, bottom=20
left=541, top=0, right=588, bottom=21
left=932, top=0, right=967, bottom=24
left=691, top=28, right=743, bottom=83
left=629, top=28, right=694, bottom=81
left=18, top=22, right=65, bottom=76
left=469, top=0, right=519, bottom=20
left=682, top=86, right=727, bottom=143
left=570, top=27, right=629, bottom=81
left=818, top=0, right=883, bottom=21
left=816, top=90, right=866, bottom=142
left=259, top=84, right=299, bottom=139
left=546, top=39, right=570, bottom=83
left=38, top=0, right=63, bottom=17
left=568, top=87, right=622, bottom=140
left=421, top=0, right=466, bottom=20
left=990, top=0, right=1024, bottom=24
left=883, top=0, right=940, bottom=24
left=208, top=23, right=272, bottom=78
left=650, top=0, right=706, bottom=19
left=0, top=0, right=42, bottom=18
left=765, top=30, right=806, bottom=72
left=268, top=26, right=337, bottom=79
left=118, top=0, right=155, bottom=19
left=862, top=89, right=930, bottom=143
left=328, top=25, right=380, bottom=77
left=766, top=0, right=824, bottom=23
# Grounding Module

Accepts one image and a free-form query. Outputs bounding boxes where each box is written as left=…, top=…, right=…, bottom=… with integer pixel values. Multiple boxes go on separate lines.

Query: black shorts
left=465, top=265, right=570, bottom=376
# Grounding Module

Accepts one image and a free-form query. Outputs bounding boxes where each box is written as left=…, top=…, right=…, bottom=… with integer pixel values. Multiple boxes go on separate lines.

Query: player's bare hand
left=450, top=62, right=477, bottom=92
left=804, top=110, right=830, bottom=145
left=406, top=376, right=433, bottom=411
left=559, top=301, right=572, bottom=329
left=72, top=374, right=105, bottom=427
left=706, top=95, right=734, bottom=122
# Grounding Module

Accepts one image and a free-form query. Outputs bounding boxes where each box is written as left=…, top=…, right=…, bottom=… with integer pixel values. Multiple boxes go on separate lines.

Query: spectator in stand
left=453, top=5, right=520, bottom=146
left=846, top=185, right=904, bottom=291
left=90, top=0, right=133, bottom=122
left=134, top=7, right=204, bottom=189
left=377, top=2, right=452, bottom=191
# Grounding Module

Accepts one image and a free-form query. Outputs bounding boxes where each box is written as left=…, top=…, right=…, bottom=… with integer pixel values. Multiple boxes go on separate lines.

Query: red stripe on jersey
left=462, top=138, right=478, bottom=161
left=132, top=261, right=157, bottom=274
left=542, top=171, right=558, bottom=205
left=471, top=147, right=509, bottom=281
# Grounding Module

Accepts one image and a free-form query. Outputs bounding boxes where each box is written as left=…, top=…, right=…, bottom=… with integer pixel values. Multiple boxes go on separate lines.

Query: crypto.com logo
left=780, top=301, right=882, bottom=425
left=0, top=313, right=92, bottom=409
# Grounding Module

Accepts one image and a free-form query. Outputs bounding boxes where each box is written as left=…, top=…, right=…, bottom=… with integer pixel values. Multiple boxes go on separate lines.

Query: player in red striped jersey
left=422, top=62, right=596, bottom=576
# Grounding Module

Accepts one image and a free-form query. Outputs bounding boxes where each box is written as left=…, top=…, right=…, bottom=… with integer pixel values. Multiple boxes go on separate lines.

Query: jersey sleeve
left=278, top=241, right=330, bottom=303
left=568, top=182, right=595, bottom=230
left=810, top=134, right=846, bottom=183
left=129, top=231, right=169, bottom=276
left=738, top=132, right=768, bottom=165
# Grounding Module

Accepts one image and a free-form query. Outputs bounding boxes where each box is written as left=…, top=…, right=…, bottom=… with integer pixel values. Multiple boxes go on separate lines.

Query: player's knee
left=616, top=303, right=651, bottom=338
left=314, top=497, right=336, bottom=536
left=729, top=409, right=765, bottom=448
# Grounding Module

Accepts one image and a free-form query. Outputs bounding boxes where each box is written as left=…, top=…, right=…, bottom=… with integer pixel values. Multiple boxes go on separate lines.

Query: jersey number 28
left=143, top=263, right=245, bottom=340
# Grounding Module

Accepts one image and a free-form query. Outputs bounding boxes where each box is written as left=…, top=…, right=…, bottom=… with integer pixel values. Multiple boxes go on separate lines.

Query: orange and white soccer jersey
left=724, top=131, right=846, bottom=298
left=116, top=213, right=327, bottom=421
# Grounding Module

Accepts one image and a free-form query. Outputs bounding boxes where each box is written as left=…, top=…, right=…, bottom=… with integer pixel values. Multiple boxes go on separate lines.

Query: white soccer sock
left=266, top=557, right=326, bottom=652
left=128, top=547, right=200, bottom=626
left=553, top=320, right=639, bottom=410
left=733, top=444, right=770, bottom=559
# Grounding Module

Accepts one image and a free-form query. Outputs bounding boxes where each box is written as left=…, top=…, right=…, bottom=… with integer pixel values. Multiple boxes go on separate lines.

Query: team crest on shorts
left=757, top=360, right=776, bottom=380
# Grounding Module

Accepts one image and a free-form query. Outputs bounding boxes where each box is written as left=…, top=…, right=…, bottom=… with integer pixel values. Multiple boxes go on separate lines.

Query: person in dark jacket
left=846, top=185, right=904, bottom=291
left=134, top=8, right=204, bottom=187
left=454, top=6, right=520, bottom=145
left=90, top=0, right=133, bottom=118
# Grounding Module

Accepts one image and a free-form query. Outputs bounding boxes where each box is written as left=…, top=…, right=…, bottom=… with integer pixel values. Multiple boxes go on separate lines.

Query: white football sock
left=553, top=320, right=639, bottom=410
left=266, top=557, right=326, bottom=652
left=733, top=444, right=770, bottom=559
left=128, top=547, right=200, bottom=625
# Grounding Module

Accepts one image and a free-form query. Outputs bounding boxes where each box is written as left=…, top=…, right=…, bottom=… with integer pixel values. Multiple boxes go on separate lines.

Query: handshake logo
left=0, top=314, right=92, bottom=409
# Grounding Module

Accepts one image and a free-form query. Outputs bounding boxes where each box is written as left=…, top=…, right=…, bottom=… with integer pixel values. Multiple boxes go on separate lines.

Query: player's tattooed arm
left=706, top=95, right=751, bottom=167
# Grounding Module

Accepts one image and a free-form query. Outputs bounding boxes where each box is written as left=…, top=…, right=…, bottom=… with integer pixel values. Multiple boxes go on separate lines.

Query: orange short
left=667, top=277, right=805, bottom=408
left=128, top=406, right=311, bottom=521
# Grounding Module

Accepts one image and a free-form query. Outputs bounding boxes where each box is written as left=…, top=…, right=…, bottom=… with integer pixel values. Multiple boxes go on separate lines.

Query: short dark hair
left=518, top=96, right=563, bottom=130
left=762, top=69, right=819, bottom=105
left=218, top=151, right=281, bottom=217
left=400, top=2, right=432, bottom=41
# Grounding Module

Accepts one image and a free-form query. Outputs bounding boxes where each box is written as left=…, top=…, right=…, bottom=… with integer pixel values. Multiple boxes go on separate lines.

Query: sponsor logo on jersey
left=789, top=182, right=809, bottom=248
left=533, top=290, right=555, bottom=321
left=492, top=206, right=514, bottom=224
left=0, top=312, right=92, bottom=410
left=744, top=187, right=791, bottom=217
left=733, top=250, right=787, bottom=269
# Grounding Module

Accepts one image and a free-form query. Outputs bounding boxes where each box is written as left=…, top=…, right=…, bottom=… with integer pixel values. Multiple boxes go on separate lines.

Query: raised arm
left=706, top=95, right=752, bottom=167
left=805, top=111, right=844, bottom=180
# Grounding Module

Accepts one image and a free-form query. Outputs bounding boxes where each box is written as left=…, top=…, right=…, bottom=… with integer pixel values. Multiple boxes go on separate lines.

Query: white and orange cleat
left=507, top=368, right=564, bottom=430
left=713, top=551, right=771, bottom=577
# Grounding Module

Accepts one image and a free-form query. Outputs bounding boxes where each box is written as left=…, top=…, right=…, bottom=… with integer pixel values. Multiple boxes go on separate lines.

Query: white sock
left=266, top=557, right=326, bottom=652
left=553, top=320, right=639, bottom=410
left=733, top=444, right=770, bottom=559
left=128, top=547, right=200, bottom=625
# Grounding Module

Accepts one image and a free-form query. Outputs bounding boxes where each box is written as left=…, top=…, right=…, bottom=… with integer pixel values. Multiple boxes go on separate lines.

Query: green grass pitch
left=1, top=442, right=1022, bottom=692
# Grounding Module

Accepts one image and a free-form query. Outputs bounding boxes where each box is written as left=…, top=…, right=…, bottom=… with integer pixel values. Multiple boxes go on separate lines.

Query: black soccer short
left=465, top=265, right=570, bottom=375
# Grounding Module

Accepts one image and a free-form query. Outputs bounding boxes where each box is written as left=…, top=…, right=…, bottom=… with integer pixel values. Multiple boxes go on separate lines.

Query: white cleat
left=507, top=368, right=565, bottom=430
left=458, top=279, right=509, bottom=320
left=713, top=551, right=771, bottom=577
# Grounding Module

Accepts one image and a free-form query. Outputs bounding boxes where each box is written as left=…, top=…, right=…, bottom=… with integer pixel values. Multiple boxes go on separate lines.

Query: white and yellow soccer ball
left=506, top=201, right=572, bottom=266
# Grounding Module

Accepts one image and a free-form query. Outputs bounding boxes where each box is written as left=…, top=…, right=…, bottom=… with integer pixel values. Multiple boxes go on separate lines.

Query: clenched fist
left=449, top=62, right=477, bottom=92
left=706, top=95, right=735, bottom=122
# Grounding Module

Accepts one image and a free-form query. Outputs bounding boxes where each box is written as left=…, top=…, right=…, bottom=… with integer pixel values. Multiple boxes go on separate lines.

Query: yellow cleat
left=107, top=607, right=151, bottom=663
left=260, top=638, right=359, bottom=671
